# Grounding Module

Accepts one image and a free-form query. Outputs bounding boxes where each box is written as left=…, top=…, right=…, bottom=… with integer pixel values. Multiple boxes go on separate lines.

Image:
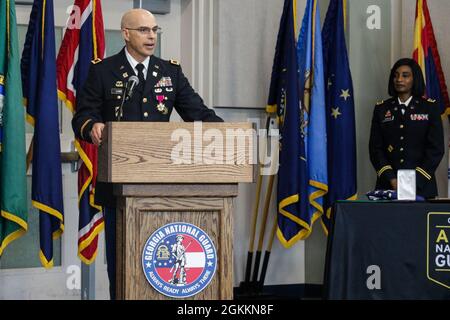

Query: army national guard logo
left=427, top=212, right=450, bottom=289
left=142, top=222, right=217, bottom=298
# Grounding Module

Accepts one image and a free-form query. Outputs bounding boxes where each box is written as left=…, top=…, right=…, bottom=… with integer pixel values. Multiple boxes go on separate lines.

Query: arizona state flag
left=413, top=0, right=450, bottom=116
left=21, top=0, right=64, bottom=268
left=57, top=0, right=105, bottom=264
left=321, top=0, right=357, bottom=234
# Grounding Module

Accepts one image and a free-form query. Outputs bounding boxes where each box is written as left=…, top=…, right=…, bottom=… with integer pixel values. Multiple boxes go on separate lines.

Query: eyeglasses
left=125, top=26, right=161, bottom=35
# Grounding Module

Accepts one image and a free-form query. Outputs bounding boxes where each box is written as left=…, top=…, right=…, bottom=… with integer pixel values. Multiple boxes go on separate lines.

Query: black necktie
left=136, top=63, right=145, bottom=92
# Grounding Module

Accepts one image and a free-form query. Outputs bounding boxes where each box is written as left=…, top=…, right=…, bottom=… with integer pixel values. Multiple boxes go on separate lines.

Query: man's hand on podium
left=90, top=122, right=105, bottom=146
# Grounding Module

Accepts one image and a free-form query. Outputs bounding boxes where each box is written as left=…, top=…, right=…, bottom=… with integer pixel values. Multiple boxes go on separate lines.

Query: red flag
left=57, top=0, right=105, bottom=264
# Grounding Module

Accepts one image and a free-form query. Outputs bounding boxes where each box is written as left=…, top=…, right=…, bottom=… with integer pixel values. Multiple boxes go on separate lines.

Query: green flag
left=0, top=0, right=28, bottom=255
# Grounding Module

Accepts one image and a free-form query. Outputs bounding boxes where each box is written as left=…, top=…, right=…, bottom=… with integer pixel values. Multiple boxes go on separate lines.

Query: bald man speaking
left=72, top=9, right=223, bottom=299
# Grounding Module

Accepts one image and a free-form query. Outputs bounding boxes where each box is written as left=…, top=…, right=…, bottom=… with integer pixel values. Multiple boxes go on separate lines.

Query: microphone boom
left=117, top=75, right=140, bottom=122
left=125, top=75, right=140, bottom=101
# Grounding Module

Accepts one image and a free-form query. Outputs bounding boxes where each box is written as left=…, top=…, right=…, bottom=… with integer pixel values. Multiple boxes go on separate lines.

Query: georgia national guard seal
left=142, top=222, right=217, bottom=298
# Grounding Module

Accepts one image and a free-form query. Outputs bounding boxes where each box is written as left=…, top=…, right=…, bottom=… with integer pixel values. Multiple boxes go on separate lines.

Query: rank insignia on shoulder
left=91, top=58, right=102, bottom=64
left=427, top=98, right=436, bottom=103
left=376, top=100, right=384, bottom=106
left=170, top=59, right=180, bottom=66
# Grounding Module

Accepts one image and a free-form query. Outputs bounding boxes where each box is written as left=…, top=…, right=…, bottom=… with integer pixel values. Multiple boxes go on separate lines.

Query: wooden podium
left=98, top=122, right=254, bottom=300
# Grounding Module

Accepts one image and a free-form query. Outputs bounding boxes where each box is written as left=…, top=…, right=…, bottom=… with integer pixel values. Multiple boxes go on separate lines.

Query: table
left=324, top=201, right=450, bottom=299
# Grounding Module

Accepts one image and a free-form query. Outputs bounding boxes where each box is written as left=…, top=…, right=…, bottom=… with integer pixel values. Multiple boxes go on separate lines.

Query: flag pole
left=258, top=212, right=278, bottom=293
left=251, top=173, right=275, bottom=286
left=244, top=170, right=262, bottom=283
left=241, top=116, right=271, bottom=294
left=26, top=137, right=34, bottom=172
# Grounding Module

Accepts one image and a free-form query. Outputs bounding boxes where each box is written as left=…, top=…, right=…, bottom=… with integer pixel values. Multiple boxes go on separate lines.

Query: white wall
left=213, top=0, right=285, bottom=109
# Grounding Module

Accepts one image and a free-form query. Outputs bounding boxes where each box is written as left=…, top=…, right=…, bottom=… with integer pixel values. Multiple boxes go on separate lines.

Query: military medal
left=156, top=95, right=168, bottom=115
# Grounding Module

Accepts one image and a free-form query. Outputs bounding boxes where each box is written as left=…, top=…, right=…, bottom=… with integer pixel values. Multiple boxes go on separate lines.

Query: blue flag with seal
left=297, top=0, right=328, bottom=239
left=321, top=0, right=357, bottom=234
left=267, top=0, right=310, bottom=247
left=21, top=0, right=64, bottom=268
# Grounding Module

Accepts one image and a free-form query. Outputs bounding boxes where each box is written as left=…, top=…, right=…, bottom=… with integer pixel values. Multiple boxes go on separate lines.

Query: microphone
left=117, top=76, right=140, bottom=122
left=125, top=75, right=140, bottom=101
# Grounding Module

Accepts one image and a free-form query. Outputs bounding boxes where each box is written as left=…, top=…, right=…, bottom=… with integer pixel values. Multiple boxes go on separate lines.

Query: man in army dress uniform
left=72, top=9, right=222, bottom=299
left=369, top=58, right=444, bottom=199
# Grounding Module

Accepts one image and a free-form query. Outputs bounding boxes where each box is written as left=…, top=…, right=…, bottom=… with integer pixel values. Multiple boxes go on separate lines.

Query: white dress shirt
left=398, top=96, right=413, bottom=115
left=124, top=47, right=150, bottom=80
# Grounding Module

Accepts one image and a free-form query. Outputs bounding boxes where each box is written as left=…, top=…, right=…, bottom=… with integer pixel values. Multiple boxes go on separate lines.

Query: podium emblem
left=427, top=212, right=450, bottom=289
left=142, top=222, right=217, bottom=298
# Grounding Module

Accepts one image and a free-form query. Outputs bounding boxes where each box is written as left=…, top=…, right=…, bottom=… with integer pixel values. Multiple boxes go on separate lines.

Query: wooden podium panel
left=98, top=122, right=254, bottom=184
left=115, top=184, right=236, bottom=300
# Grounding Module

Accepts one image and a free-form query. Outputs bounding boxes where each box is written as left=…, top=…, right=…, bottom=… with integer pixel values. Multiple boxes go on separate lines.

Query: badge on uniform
left=115, top=81, right=124, bottom=88
left=382, top=110, right=394, bottom=123
left=156, top=95, right=168, bottom=115
left=411, top=114, right=429, bottom=121
left=155, top=77, right=173, bottom=88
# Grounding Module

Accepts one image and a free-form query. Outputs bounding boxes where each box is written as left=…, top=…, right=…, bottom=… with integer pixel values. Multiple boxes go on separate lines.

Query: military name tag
left=111, top=88, right=124, bottom=95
